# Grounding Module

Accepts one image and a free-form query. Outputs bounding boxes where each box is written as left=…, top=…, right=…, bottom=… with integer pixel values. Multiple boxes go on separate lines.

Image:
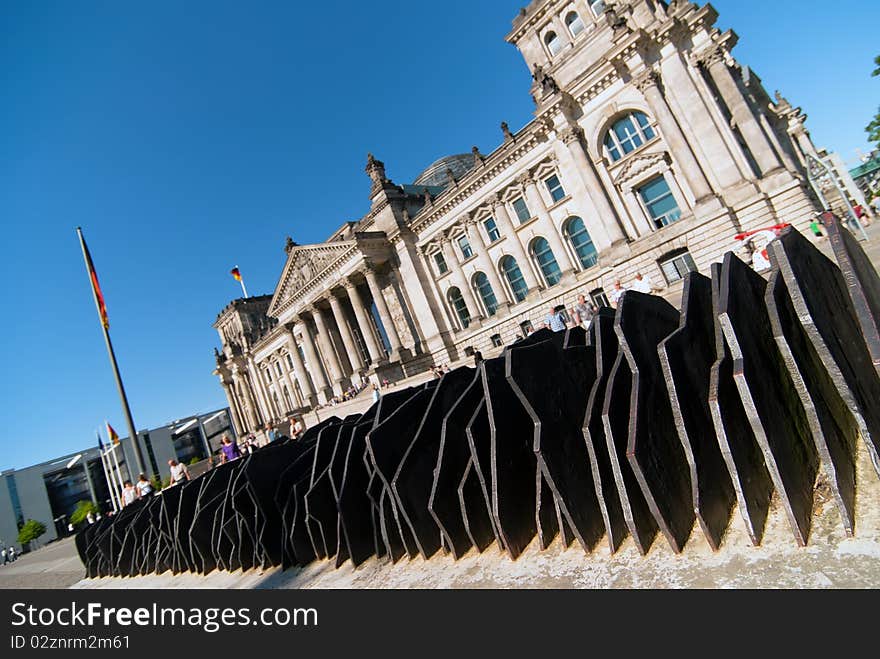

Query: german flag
left=230, top=267, right=242, bottom=282
left=107, top=422, right=120, bottom=446
left=80, top=231, right=109, bottom=329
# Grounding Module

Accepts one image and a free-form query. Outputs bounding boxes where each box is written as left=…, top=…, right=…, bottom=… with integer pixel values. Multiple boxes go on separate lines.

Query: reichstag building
left=213, top=0, right=823, bottom=435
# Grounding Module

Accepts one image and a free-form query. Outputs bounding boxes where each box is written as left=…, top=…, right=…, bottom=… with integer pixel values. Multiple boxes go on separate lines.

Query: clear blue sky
left=2, top=0, right=878, bottom=471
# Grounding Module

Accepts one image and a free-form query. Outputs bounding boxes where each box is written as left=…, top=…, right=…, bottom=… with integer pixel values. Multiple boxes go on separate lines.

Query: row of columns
left=278, top=265, right=406, bottom=404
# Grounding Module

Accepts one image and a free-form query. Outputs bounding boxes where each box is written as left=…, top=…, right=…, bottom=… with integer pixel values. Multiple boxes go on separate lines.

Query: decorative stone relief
left=379, top=273, right=416, bottom=349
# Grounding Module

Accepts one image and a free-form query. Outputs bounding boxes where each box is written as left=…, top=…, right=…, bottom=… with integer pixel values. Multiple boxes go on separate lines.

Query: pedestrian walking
left=168, top=459, right=190, bottom=485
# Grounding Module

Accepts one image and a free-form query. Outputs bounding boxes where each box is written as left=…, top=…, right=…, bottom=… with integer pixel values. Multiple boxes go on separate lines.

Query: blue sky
left=1, top=0, right=878, bottom=471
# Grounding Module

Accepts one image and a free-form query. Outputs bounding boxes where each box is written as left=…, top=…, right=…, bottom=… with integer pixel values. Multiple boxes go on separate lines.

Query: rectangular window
left=433, top=251, right=448, bottom=275
left=484, top=217, right=501, bottom=243
left=590, top=288, right=610, bottom=309
left=544, top=174, right=566, bottom=202
left=638, top=176, right=682, bottom=229
left=275, top=362, right=282, bottom=377
left=457, top=235, right=474, bottom=259
left=512, top=197, right=531, bottom=224
left=490, top=333, right=503, bottom=347
left=264, top=369, right=272, bottom=383
left=519, top=320, right=534, bottom=337
left=659, top=251, right=698, bottom=284
left=286, top=354, right=294, bottom=370
left=590, top=0, right=607, bottom=17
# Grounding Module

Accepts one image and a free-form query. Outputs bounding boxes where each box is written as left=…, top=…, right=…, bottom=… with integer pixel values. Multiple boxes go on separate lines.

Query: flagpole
left=234, top=264, right=249, bottom=298
left=76, top=227, right=147, bottom=476
left=97, top=430, right=118, bottom=513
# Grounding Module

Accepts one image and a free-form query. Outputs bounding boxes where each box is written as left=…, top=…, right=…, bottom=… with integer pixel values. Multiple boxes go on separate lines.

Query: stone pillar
left=279, top=351, right=298, bottom=413
left=344, top=279, right=383, bottom=364
left=520, top=173, right=577, bottom=275
left=364, top=265, right=404, bottom=359
left=440, top=235, right=481, bottom=322
left=699, top=45, right=782, bottom=176
left=298, top=315, right=332, bottom=401
left=246, top=358, right=274, bottom=423
left=328, top=291, right=365, bottom=372
left=232, top=370, right=259, bottom=430
left=284, top=324, right=317, bottom=407
left=311, top=303, right=345, bottom=394
left=221, top=381, right=244, bottom=435
left=635, top=69, right=714, bottom=203
left=490, top=196, right=541, bottom=293
left=555, top=128, right=628, bottom=246
left=465, top=216, right=509, bottom=308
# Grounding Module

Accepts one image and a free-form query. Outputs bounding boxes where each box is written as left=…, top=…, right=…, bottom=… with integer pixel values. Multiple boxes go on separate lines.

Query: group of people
left=120, top=472, right=157, bottom=507
left=431, top=364, right=451, bottom=379
left=1, top=546, right=17, bottom=564
left=541, top=272, right=664, bottom=334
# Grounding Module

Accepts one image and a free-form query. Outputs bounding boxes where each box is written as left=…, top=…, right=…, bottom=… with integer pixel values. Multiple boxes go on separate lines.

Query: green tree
left=17, top=519, right=47, bottom=547
left=867, top=56, right=880, bottom=147
left=69, top=500, right=99, bottom=526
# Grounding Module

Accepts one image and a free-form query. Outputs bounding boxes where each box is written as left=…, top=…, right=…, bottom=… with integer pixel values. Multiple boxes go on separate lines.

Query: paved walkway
left=0, top=537, right=84, bottom=589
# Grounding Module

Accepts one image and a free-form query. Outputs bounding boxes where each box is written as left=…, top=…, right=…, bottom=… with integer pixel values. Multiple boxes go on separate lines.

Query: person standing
left=572, top=294, right=595, bottom=329
left=266, top=423, right=277, bottom=443
left=630, top=272, right=661, bottom=294
left=121, top=480, right=138, bottom=507
left=809, top=218, right=825, bottom=239
left=608, top=280, right=626, bottom=308
left=136, top=474, right=154, bottom=498
left=371, top=383, right=381, bottom=404
left=292, top=417, right=305, bottom=438
left=219, top=436, right=242, bottom=464
left=543, top=305, right=567, bottom=332
left=168, top=459, right=190, bottom=485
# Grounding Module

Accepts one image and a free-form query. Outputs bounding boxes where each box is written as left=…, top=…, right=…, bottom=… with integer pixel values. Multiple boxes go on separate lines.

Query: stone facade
left=213, top=0, right=830, bottom=434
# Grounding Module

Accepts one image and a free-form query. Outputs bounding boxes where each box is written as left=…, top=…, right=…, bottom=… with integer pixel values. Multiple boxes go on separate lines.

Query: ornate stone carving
left=516, top=171, right=535, bottom=187
left=612, top=151, right=670, bottom=189
left=273, top=243, right=358, bottom=314
left=422, top=187, right=433, bottom=207
left=695, top=43, right=727, bottom=68
left=284, top=236, right=298, bottom=254
left=445, top=167, right=457, bottom=188
left=472, top=146, right=485, bottom=166
left=532, top=64, right=560, bottom=97
left=604, top=2, right=629, bottom=31
left=634, top=68, right=662, bottom=93
left=501, top=121, right=514, bottom=142
left=365, top=152, right=387, bottom=192
left=558, top=125, right=585, bottom=146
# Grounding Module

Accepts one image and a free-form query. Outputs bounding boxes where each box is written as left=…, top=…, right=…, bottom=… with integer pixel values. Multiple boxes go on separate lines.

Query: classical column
left=364, top=265, right=404, bottom=358
left=465, top=215, right=510, bottom=308
left=328, top=291, right=365, bottom=372
left=232, top=370, right=259, bottom=430
left=279, top=350, right=298, bottom=413
left=284, top=324, right=317, bottom=406
left=699, top=45, right=782, bottom=176
left=634, top=69, right=714, bottom=203
left=246, top=358, right=274, bottom=423
left=298, top=315, right=332, bottom=400
left=520, top=173, right=577, bottom=275
left=490, top=195, right=541, bottom=293
left=555, top=129, right=628, bottom=246
left=344, top=279, right=383, bottom=364
left=220, top=381, right=244, bottom=435
left=310, top=303, right=345, bottom=392
left=440, top=235, right=481, bottom=321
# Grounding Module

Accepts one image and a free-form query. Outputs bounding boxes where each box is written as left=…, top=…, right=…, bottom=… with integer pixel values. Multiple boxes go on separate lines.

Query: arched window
left=500, top=255, right=528, bottom=303
left=447, top=287, right=470, bottom=329
left=603, top=111, right=656, bottom=162
left=472, top=272, right=499, bottom=316
left=589, top=0, right=607, bottom=17
left=564, top=216, right=598, bottom=269
left=544, top=31, right=562, bottom=56
left=565, top=11, right=586, bottom=37
left=531, top=237, right=562, bottom=287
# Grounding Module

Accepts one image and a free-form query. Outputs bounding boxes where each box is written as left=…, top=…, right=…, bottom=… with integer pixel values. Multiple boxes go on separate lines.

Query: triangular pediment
left=268, top=242, right=359, bottom=318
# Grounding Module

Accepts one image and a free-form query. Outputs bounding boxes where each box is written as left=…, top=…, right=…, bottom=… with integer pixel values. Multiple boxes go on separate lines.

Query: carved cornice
left=558, top=125, right=584, bottom=146
left=694, top=42, right=727, bottom=69
left=612, top=151, right=671, bottom=190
